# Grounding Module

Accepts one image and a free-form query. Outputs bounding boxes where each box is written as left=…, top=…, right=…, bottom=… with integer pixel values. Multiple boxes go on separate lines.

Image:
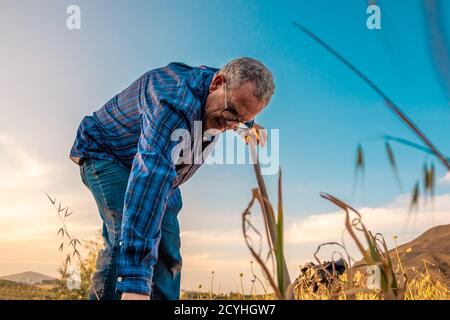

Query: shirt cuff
left=115, top=265, right=154, bottom=296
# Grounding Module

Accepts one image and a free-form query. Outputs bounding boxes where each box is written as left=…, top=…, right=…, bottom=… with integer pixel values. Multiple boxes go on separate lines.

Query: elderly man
left=69, top=57, right=275, bottom=300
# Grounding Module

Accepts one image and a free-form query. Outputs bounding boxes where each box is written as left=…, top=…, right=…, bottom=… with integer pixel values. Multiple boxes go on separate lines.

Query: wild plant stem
left=248, top=138, right=293, bottom=299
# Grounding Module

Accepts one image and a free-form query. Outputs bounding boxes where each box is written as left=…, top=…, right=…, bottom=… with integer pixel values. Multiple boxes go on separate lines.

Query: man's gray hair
left=218, top=57, right=275, bottom=104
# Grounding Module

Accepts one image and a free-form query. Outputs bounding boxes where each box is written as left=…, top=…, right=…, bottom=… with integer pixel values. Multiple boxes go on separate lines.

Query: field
left=2, top=223, right=449, bottom=301
left=0, top=266, right=448, bottom=300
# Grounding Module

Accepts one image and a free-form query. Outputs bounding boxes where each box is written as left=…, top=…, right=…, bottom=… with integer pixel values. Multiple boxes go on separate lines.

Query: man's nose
left=225, top=119, right=238, bottom=129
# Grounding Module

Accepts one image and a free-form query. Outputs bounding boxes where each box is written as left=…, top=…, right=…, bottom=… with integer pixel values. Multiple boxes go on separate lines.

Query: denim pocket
left=80, top=163, right=88, bottom=187
left=86, top=159, right=130, bottom=212
left=167, top=187, right=182, bottom=212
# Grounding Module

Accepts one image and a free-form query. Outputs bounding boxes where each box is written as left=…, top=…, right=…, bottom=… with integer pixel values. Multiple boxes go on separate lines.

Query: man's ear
left=209, top=74, right=225, bottom=93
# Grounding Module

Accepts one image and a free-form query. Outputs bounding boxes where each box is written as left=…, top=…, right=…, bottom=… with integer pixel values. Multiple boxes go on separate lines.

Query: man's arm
left=116, top=103, right=187, bottom=298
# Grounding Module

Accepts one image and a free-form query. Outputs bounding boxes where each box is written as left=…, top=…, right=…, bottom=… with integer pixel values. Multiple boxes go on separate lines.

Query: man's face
left=203, top=74, right=266, bottom=132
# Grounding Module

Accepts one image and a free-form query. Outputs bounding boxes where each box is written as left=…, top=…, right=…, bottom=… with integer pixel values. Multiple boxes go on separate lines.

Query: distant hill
left=0, top=271, right=57, bottom=285
left=353, top=224, right=450, bottom=285
left=392, top=224, right=450, bottom=285
left=0, top=279, right=61, bottom=300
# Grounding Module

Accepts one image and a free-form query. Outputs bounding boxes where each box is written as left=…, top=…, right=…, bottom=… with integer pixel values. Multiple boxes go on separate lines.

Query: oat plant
left=46, top=193, right=100, bottom=300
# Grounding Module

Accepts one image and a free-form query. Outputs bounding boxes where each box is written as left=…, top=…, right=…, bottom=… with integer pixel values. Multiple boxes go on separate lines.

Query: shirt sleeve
left=115, top=101, right=188, bottom=296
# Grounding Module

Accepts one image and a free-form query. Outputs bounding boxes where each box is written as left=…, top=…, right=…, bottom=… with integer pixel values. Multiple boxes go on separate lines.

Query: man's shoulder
left=146, top=62, right=218, bottom=90
left=152, top=61, right=218, bottom=101
left=165, top=62, right=220, bottom=74
left=143, top=62, right=217, bottom=122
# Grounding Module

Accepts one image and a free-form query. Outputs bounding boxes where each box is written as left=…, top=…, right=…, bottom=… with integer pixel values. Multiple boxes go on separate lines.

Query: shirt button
left=119, top=241, right=123, bottom=246
left=117, top=277, right=123, bottom=282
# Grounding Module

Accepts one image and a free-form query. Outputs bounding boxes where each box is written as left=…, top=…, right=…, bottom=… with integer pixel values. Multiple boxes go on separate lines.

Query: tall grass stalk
left=241, top=132, right=293, bottom=299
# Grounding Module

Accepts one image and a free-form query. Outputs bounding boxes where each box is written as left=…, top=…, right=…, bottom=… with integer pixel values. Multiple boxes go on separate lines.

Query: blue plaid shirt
left=70, top=62, right=219, bottom=295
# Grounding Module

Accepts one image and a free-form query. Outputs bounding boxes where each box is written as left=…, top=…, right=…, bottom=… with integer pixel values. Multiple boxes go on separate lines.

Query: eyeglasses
left=220, top=82, right=255, bottom=129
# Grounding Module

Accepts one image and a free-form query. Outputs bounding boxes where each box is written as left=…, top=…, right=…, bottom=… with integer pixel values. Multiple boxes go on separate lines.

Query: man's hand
left=121, top=292, right=150, bottom=300
left=237, top=122, right=267, bottom=147
left=251, top=122, right=267, bottom=147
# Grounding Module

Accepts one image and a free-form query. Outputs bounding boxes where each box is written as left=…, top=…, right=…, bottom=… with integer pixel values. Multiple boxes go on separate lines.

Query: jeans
left=80, top=158, right=183, bottom=300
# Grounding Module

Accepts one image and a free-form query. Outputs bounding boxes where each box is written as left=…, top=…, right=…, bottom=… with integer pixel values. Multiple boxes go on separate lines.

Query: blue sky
left=0, top=0, right=449, bottom=293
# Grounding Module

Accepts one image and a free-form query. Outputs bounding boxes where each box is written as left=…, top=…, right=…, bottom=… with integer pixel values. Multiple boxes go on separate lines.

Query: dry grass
left=182, top=256, right=449, bottom=300
left=235, top=127, right=450, bottom=301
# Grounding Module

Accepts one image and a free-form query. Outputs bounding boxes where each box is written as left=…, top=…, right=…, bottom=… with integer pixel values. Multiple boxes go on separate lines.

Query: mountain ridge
left=0, top=271, right=57, bottom=285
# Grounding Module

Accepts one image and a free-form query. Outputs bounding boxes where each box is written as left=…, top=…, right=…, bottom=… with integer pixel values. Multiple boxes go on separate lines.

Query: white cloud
left=0, top=134, right=47, bottom=187
left=285, top=194, right=450, bottom=245
left=181, top=193, right=450, bottom=292
left=441, top=172, right=450, bottom=185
